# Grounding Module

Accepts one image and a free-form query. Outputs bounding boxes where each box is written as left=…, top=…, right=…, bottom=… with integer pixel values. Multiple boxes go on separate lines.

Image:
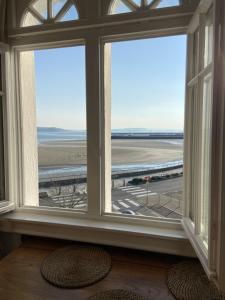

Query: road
left=39, top=176, right=183, bottom=219
left=112, top=176, right=183, bottom=219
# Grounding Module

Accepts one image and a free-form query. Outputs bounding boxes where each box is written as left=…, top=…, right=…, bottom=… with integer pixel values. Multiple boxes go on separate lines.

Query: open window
left=182, top=0, right=225, bottom=293
left=1, top=0, right=225, bottom=294
left=0, top=46, right=15, bottom=214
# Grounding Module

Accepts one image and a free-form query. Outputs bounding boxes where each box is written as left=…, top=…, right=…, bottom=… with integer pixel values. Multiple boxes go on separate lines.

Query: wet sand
left=38, top=139, right=183, bottom=167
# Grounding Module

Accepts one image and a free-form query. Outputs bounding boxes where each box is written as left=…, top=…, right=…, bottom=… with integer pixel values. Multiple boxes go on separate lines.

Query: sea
left=38, top=127, right=183, bottom=179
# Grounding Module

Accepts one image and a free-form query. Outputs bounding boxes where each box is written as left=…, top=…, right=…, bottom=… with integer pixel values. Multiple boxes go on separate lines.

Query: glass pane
left=200, top=73, right=212, bottom=248
left=32, top=0, right=48, bottom=19
left=110, top=1, right=133, bottom=15
left=189, top=84, right=198, bottom=222
left=58, top=5, right=79, bottom=22
left=22, top=11, right=42, bottom=27
left=20, top=46, right=87, bottom=210
left=52, top=0, right=67, bottom=17
left=148, top=0, right=180, bottom=8
left=132, top=0, right=141, bottom=6
left=106, top=35, right=187, bottom=219
left=204, top=8, right=213, bottom=68
left=192, top=29, right=199, bottom=78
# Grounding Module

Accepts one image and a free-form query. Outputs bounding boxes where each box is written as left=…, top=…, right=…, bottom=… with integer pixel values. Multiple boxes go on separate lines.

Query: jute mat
left=40, top=245, right=111, bottom=288
left=87, top=289, right=147, bottom=300
left=167, top=261, right=225, bottom=300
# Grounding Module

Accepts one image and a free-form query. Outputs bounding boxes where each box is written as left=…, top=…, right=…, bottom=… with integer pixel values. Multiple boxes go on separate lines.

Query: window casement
left=0, top=44, right=16, bottom=214
left=0, top=0, right=225, bottom=294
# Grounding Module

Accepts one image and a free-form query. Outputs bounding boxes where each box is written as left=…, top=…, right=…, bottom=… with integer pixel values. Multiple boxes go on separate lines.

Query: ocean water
left=38, top=128, right=86, bottom=143
left=38, top=128, right=183, bottom=179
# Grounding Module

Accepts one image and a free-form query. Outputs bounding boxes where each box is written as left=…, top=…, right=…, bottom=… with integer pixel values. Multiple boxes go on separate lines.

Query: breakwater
left=111, top=132, right=183, bottom=139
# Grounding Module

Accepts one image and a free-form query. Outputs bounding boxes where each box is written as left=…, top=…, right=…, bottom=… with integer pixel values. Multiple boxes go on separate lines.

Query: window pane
left=204, top=8, right=213, bottom=68
left=110, top=1, right=132, bottom=15
left=189, top=85, right=198, bottom=222
left=192, top=29, right=199, bottom=78
left=20, top=46, right=87, bottom=210
left=32, top=0, right=48, bottom=19
left=152, top=0, right=180, bottom=9
left=106, top=36, right=186, bottom=219
left=58, top=5, right=79, bottom=22
left=52, top=0, right=67, bottom=17
left=200, top=73, right=212, bottom=247
left=22, top=11, right=42, bottom=27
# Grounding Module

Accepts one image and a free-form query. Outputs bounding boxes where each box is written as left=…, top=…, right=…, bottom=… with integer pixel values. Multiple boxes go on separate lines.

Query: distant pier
left=111, top=132, right=183, bottom=139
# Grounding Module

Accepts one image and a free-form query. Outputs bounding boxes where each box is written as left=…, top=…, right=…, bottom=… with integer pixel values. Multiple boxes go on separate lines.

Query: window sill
left=0, top=210, right=196, bottom=257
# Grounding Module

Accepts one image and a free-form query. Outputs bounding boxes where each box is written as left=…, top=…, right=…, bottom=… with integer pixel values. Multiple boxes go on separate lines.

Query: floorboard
left=0, top=236, right=196, bottom=300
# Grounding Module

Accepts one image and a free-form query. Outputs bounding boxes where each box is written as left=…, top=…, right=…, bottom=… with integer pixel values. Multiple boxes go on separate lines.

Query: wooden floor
left=0, top=236, right=195, bottom=300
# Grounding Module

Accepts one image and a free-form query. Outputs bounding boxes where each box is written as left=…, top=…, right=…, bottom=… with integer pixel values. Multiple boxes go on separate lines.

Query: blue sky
left=35, top=34, right=186, bottom=131
left=113, top=0, right=180, bottom=14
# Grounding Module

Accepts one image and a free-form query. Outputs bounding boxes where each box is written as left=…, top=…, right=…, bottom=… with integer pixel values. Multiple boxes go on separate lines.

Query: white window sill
left=0, top=210, right=196, bottom=257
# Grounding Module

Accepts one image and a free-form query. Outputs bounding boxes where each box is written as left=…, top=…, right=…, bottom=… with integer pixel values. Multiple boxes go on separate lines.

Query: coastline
left=38, top=139, right=183, bottom=167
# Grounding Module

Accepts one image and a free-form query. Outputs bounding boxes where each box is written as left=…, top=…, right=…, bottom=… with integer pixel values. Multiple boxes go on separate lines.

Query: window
left=184, top=6, right=213, bottom=252
left=19, top=45, right=87, bottom=210
left=105, top=35, right=186, bottom=220
left=109, top=0, right=182, bottom=15
left=1, top=0, right=225, bottom=294
left=22, top=0, right=79, bottom=27
left=182, top=4, right=216, bottom=281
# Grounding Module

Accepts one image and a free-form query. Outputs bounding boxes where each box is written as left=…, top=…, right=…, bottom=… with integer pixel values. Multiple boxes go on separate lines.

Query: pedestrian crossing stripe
left=136, top=192, right=157, bottom=198
left=125, top=199, right=140, bottom=207
left=118, top=201, right=130, bottom=208
left=74, top=204, right=86, bottom=208
left=119, top=186, right=142, bottom=191
left=131, top=190, right=150, bottom=195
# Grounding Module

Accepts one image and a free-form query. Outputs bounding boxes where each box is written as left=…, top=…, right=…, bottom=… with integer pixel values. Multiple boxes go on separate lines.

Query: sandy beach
left=38, top=139, right=183, bottom=167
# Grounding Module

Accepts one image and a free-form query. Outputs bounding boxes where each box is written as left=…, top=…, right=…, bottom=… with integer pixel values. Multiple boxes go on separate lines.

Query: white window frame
left=0, top=43, right=17, bottom=214
left=182, top=0, right=225, bottom=292
left=3, top=3, right=225, bottom=293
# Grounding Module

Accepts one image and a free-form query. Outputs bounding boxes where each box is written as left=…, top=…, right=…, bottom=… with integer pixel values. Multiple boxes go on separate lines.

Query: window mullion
left=85, top=36, right=102, bottom=218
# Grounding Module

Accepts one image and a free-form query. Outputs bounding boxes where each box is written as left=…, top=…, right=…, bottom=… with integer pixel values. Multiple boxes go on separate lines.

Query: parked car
left=120, top=209, right=136, bottom=215
left=128, top=177, right=147, bottom=185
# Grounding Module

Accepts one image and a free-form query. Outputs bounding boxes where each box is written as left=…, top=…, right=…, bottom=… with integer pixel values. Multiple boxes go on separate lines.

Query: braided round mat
left=87, top=289, right=147, bottom=300
left=167, top=261, right=225, bottom=300
left=40, top=245, right=111, bottom=288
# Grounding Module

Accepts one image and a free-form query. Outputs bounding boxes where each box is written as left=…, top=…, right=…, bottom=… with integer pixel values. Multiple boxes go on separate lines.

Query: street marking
left=113, top=204, right=120, bottom=210
left=125, top=189, right=144, bottom=193
left=118, top=201, right=130, bottom=208
left=54, top=198, right=81, bottom=202
left=125, top=199, right=140, bottom=207
left=131, top=190, right=149, bottom=195
left=136, top=192, right=157, bottom=198
left=74, top=204, right=86, bottom=208
left=119, top=186, right=142, bottom=191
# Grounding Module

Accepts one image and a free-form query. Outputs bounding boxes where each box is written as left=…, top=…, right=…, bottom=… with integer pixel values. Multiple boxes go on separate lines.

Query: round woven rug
left=40, top=245, right=111, bottom=288
left=167, top=261, right=225, bottom=300
left=87, top=289, right=147, bottom=300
